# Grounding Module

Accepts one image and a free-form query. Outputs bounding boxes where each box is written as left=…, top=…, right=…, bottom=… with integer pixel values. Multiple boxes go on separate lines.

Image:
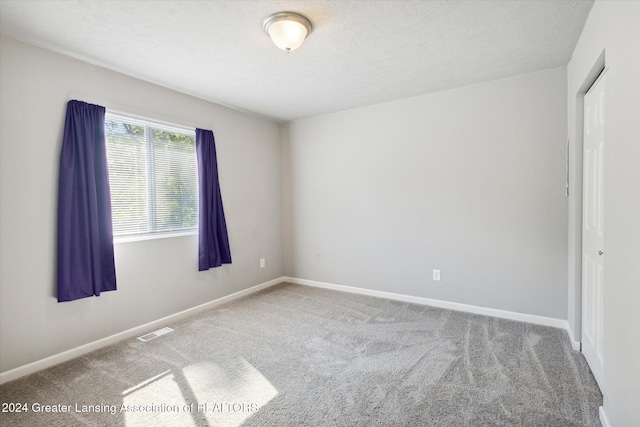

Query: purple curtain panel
left=196, top=128, right=232, bottom=271
left=57, top=100, right=116, bottom=302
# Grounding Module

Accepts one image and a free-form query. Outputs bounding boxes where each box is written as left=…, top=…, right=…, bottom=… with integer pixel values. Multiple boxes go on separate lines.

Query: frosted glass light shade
left=263, top=12, right=312, bottom=52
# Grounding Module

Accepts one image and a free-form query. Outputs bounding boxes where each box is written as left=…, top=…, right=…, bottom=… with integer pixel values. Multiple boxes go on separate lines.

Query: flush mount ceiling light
left=263, top=12, right=312, bottom=53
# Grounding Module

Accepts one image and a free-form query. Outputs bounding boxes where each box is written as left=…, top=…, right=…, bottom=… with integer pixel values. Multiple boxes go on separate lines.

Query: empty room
left=0, top=1, right=638, bottom=426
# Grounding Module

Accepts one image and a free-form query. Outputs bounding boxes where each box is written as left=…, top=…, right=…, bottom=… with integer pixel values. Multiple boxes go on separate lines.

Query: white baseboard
left=283, top=277, right=578, bottom=345
left=0, top=277, right=284, bottom=385
left=565, top=323, right=582, bottom=351
left=1, top=275, right=581, bottom=385
left=599, top=406, right=611, bottom=427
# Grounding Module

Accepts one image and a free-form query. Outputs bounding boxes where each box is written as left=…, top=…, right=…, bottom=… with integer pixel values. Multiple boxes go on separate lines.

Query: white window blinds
left=104, top=112, right=198, bottom=236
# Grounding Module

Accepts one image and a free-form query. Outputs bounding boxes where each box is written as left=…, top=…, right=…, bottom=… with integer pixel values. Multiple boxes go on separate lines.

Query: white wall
left=284, top=68, right=568, bottom=319
left=566, top=1, right=640, bottom=425
left=0, top=37, right=283, bottom=373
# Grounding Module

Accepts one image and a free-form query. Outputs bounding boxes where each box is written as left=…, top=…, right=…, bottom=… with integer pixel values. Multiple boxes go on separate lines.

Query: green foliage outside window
left=105, top=117, right=197, bottom=236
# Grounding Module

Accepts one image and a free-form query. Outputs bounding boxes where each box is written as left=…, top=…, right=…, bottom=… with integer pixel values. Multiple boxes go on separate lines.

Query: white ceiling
left=0, top=0, right=593, bottom=122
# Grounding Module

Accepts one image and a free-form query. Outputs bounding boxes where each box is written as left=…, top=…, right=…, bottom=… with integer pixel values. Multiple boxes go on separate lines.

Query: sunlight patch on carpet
left=120, top=358, right=277, bottom=426
left=184, top=359, right=278, bottom=426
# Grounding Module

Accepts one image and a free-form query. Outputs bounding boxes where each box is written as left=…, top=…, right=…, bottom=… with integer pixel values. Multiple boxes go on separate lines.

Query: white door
left=582, top=71, right=606, bottom=390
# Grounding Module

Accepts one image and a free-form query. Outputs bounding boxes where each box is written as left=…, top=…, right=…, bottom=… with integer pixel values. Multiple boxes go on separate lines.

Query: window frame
left=104, top=111, right=199, bottom=243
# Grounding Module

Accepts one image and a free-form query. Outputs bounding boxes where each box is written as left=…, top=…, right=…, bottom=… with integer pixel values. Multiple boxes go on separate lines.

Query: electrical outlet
left=260, top=258, right=266, bottom=269
left=433, top=269, right=441, bottom=281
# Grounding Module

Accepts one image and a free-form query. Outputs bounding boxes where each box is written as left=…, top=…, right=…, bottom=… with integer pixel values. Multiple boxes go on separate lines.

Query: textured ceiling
left=0, top=1, right=593, bottom=122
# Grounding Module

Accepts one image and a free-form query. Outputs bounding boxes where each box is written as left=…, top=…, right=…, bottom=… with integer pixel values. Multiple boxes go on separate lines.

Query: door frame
left=581, top=67, right=607, bottom=390
left=568, top=49, right=605, bottom=383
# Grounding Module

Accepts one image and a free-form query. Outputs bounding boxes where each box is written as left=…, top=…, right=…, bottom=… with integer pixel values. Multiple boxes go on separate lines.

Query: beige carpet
left=0, top=282, right=602, bottom=426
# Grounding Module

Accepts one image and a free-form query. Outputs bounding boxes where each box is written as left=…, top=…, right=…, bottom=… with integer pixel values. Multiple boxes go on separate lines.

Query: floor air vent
left=138, top=327, right=173, bottom=342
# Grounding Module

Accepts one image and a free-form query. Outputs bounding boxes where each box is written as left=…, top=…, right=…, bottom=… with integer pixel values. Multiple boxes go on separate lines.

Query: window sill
left=114, top=230, right=197, bottom=244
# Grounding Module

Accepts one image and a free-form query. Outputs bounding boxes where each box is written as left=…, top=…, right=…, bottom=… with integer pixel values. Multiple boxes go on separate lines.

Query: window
left=104, top=113, right=198, bottom=237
